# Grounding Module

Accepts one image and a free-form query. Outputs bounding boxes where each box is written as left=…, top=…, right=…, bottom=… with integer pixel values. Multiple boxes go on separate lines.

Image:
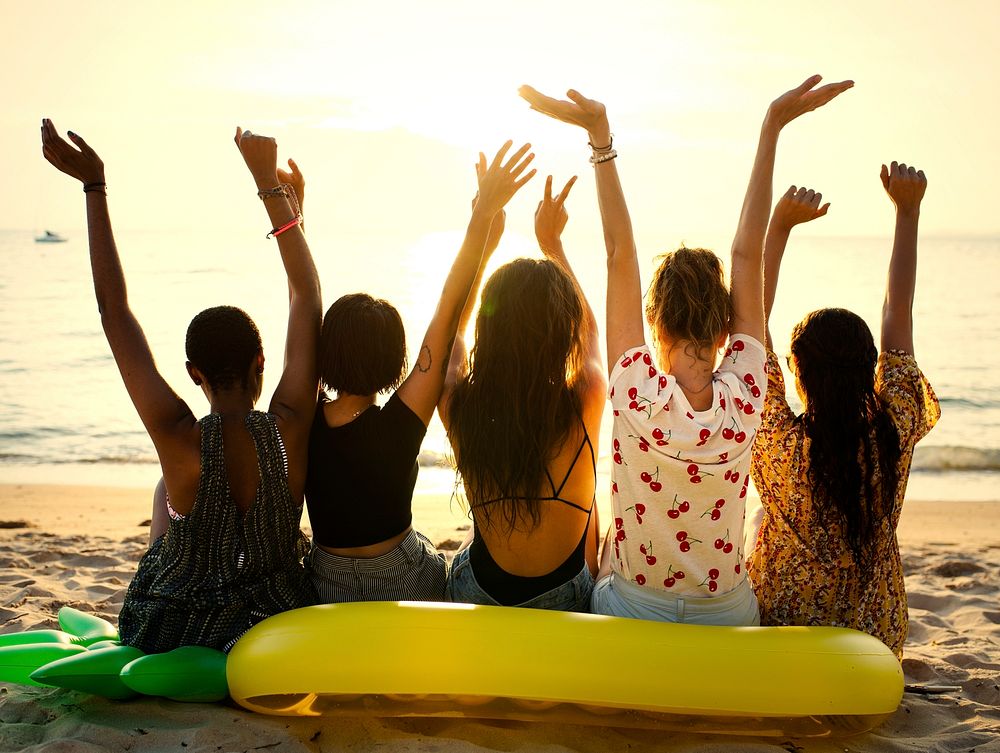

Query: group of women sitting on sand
left=40, top=74, right=938, bottom=662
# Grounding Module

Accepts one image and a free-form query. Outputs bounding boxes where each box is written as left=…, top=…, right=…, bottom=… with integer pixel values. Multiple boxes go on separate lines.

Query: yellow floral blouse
left=748, top=349, right=940, bottom=658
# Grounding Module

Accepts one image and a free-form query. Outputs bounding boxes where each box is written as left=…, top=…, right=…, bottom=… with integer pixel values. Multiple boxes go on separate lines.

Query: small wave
left=936, top=396, right=1000, bottom=410
left=912, top=445, right=1000, bottom=472
left=0, top=453, right=158, bottom=466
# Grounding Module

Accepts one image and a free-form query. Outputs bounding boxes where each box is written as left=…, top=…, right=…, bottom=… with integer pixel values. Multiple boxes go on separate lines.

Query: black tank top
left=305, top=392, right=427, bottom=548
left=468, top=426, right=596, bottom=605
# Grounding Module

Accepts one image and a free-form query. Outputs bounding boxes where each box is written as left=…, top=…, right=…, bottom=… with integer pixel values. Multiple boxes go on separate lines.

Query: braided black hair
left=185, top=306, right=262, bottom=391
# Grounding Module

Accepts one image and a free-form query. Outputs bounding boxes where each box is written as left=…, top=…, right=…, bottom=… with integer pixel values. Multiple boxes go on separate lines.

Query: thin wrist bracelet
left=588, top=134, right=614, bottom=153
left=267, top=214, right=303, bottom=239
left=83, top=182, right=107, bottom=194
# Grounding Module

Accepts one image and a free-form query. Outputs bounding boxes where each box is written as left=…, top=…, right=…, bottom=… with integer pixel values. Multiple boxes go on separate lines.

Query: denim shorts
left=305, top=529, right=447, bottom=603
left=446, top=546, right=594, bottom=612
left=591, top=572, right=760, bottom=625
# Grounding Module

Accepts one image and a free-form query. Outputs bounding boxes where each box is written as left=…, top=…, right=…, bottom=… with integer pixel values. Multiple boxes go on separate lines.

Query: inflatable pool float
left=226, top=602, right=903, bottom=737
left=1, top=603, right=903, bottom=737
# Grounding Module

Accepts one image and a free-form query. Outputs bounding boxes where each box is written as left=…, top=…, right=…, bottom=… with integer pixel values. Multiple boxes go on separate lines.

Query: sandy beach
left=0, top=482, right=998, bottom=753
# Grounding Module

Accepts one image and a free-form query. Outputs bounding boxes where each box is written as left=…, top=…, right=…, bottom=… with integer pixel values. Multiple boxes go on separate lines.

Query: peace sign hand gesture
left=535, top=175, right=578, bottom=254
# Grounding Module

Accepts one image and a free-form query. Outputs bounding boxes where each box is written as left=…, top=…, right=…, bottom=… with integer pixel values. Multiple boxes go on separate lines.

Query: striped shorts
left=305, top=529, right=448, bottom=603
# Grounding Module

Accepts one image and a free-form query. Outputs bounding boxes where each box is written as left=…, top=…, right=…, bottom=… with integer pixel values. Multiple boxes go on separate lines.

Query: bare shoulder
left=576, top=361, right=608, bottom=430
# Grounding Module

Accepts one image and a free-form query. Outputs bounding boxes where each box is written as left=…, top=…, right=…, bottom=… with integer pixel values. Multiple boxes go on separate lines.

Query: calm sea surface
left=0, top=228, right=997, bottom=502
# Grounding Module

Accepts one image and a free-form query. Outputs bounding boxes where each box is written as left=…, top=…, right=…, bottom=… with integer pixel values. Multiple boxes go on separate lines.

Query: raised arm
left=519, top=86, right=643, bottom=374
left=233, top=129, right=322, bottom=439
left=534, top=174, right=605, bottom=394
left=276, top=157, right=305, bottom=233
left=731, top=75, right=853, bottom=343
left=405, top=141, right=536, bottom=426
left=879, top=161, right=927, bottom=355
left=40, top=119, right=197, bottom=457
left=763, top=185, right=830, bottom=349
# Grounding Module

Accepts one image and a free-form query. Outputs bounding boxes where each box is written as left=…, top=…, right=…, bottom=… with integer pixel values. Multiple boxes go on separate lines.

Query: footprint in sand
left=901, top=657, right=939, bottom=682
left=908, top=591, right=961, bottom=613
left=932, top=560, right=985, bottom=578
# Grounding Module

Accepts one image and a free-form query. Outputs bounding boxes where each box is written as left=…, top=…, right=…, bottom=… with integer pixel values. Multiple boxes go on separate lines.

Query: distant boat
left=34, top=230, right=68, bottom=243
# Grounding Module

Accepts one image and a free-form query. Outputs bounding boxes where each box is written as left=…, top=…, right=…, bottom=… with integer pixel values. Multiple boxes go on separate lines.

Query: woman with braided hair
left=748, top=165, right=941, bottom=658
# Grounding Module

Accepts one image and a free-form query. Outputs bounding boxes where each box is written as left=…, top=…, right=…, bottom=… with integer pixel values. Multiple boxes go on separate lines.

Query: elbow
left=605, top=241, right=635, bottom=269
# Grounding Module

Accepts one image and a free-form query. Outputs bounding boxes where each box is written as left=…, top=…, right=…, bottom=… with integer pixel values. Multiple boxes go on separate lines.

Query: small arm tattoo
left=417, top=345, right=432, bottom=373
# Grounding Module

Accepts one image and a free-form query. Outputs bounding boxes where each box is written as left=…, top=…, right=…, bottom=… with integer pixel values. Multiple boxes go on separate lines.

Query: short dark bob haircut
left=319, top=293, right=407, bottom=396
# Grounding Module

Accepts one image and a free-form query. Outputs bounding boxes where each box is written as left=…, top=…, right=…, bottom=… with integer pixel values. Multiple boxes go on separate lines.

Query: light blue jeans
left=591, top=572, right=760, bottom=625
left=446, top=547, right=594, bottom=612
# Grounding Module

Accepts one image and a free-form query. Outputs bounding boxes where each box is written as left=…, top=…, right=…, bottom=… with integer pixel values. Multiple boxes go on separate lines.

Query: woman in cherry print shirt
left=521, top=75, right=853, bottom=624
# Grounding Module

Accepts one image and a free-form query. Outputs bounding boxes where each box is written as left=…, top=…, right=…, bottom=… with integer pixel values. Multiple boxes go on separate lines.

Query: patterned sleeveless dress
left=118, top=411, right=317, bottom=653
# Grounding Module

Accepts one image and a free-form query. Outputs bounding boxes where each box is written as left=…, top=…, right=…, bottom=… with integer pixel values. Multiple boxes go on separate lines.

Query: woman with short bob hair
left=41, top=121, right=321, bottom=653
left=303, top=142, right=537, bottom=603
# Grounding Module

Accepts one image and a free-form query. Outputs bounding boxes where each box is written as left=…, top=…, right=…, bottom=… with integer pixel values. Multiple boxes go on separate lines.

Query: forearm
left=762, top=222, right=791, bottom=350
left=254, top=177, right=319, bottom=307
left=733, top=122, right=779, bottom=268
left=540, top=238, right=600, bottom=365
left=729, top=122, right=779, bottom=339
left=881, top=209, right=920, bottom=353
left=86, top=192, right=129, bottom=317
left=451, top=212, right=494, bottom=340
left=586, top=123, right=644, bottom=368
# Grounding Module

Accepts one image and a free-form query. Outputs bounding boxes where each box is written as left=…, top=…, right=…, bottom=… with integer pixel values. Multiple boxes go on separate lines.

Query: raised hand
left=234, top=127, right=279, bottom=188
left=473, top=164, right=506, bottom=253
left=518, top=86, right=610, bottom=142
left=276, top=158, right=305, bottom=210
left=40, top=119, right=105, bottom=185
left=472, top=140, right=536, bottom=219
left=535, top=175, right=578, bottom=254
left=771, top=185, right=830, bottom=231
left=765, top=75, right=854, bottom=131
left=880, top=162, right=927, bottom=215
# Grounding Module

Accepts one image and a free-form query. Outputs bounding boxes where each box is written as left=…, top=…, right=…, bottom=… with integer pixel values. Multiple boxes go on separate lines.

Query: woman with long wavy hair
left=440, top=175, right=606, bottom=611
left=748, top=166, right=940, bottom=658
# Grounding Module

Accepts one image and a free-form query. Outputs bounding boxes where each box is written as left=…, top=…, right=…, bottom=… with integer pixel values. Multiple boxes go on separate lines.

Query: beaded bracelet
left=589, top=150, right=618, bottom=165
left=83, top=182, right=107, bottom=194
left=266, top=214, right=303, bottom=239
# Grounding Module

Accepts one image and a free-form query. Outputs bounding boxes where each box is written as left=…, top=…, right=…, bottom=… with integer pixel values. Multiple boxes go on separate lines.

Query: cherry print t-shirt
left=607, top=334, right=767, bottom=598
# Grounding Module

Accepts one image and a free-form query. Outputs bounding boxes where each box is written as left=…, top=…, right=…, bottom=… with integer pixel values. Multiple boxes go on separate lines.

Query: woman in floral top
left=749, top=164, right=940, bottom=657
left=521, top=75, right=854, bottom=624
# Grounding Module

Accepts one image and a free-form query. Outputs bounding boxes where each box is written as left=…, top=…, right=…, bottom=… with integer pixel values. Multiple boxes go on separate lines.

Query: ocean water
left=0, top=228, right=997, bottom=502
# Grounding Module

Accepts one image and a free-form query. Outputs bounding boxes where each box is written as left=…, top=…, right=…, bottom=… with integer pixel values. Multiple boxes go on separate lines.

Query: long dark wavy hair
left=790, top=308, right=901, bottom=573
left=447, top=258, right=589, bottom=533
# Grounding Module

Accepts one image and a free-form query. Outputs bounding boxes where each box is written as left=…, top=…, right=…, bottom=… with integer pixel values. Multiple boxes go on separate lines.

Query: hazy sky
left=5, top=0, right=998, bottom=254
